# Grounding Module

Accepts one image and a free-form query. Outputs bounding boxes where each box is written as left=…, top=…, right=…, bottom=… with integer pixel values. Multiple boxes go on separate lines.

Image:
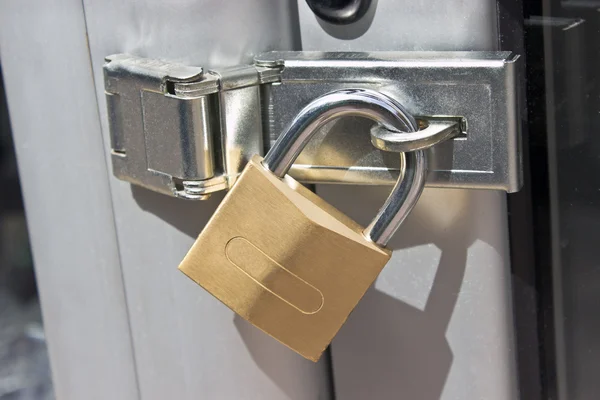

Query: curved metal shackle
left=261, top=88, right=427, bottom=247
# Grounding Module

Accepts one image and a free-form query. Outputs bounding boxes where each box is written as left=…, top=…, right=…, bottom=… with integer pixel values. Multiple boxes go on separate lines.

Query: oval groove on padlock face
left=225, top=236, right=324, bottom=314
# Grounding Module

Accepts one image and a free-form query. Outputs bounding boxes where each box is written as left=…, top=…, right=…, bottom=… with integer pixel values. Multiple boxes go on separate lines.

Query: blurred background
left=0, top=66, right=53, bottom=399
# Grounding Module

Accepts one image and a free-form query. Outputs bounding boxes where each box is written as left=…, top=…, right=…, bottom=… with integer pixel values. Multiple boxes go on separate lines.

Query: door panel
left=80, top=1, right=332, bottom=399
left=297, top=1, right=519, bottom=398
left=0, top=1, right=139, bottom=399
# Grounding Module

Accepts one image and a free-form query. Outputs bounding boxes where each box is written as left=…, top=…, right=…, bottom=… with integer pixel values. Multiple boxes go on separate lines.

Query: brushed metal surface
left=82, top=0, right=332, bottom=399
left=180, top=156, right=392, bottom=361
left=218, top=84, right=264, bottom=187
left=263, top=88, right=416, bottom=178
left=299, top=0, right=499, bottom=51
left=298, top=0, right=519, bottom=399
left=105, top=51, right=519, bottom=196
left=259, top=51, right=522, bottom=192
left=104, top=55, right=269, bottom=199
left=104, top=55, right=216, bottom=197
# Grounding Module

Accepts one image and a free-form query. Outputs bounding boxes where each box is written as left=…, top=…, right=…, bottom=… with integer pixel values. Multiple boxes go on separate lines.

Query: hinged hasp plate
left=103, top=51, right=522, bottom=197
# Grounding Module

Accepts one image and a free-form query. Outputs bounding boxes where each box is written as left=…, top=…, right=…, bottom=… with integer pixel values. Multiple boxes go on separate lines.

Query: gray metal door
left=0, top=1, right=519, bottom=399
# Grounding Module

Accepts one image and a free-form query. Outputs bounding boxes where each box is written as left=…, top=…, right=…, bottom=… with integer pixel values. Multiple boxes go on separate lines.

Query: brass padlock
left=179, top=89, right=427, bottom=361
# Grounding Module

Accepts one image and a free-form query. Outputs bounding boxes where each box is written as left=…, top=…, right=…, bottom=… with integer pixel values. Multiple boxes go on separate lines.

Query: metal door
left=0, top=1, right=523, bottom=399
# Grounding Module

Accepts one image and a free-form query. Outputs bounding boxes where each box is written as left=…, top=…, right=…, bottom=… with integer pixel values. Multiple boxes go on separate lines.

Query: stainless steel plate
left=258, top=51, right=522, bottom=192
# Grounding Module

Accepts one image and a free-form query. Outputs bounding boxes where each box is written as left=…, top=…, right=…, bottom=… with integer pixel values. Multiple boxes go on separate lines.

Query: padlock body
left=179, top=155, right=391, bottom=361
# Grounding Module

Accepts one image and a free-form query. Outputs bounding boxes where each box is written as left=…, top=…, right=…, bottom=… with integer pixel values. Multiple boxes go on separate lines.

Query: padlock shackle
left=363, top=150, right=427, bottom=246
left=262, top=89, right=417, bottom=178
left=263, top=88, right=427, bottom=247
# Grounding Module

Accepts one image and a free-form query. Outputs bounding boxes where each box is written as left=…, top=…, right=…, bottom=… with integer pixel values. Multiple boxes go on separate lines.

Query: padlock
left=179, top=89, right=427, bottom=361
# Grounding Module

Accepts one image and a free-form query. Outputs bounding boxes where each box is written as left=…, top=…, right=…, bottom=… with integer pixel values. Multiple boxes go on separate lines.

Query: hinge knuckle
left=103, top=54, right=269, bottom=198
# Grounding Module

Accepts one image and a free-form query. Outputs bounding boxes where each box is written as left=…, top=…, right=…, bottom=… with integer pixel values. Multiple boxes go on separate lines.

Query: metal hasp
left=259, top=51, right=522, bottom=192
left=103, top=54, right=279, bottom=199
left=103, top=51, right=522, bottom=197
